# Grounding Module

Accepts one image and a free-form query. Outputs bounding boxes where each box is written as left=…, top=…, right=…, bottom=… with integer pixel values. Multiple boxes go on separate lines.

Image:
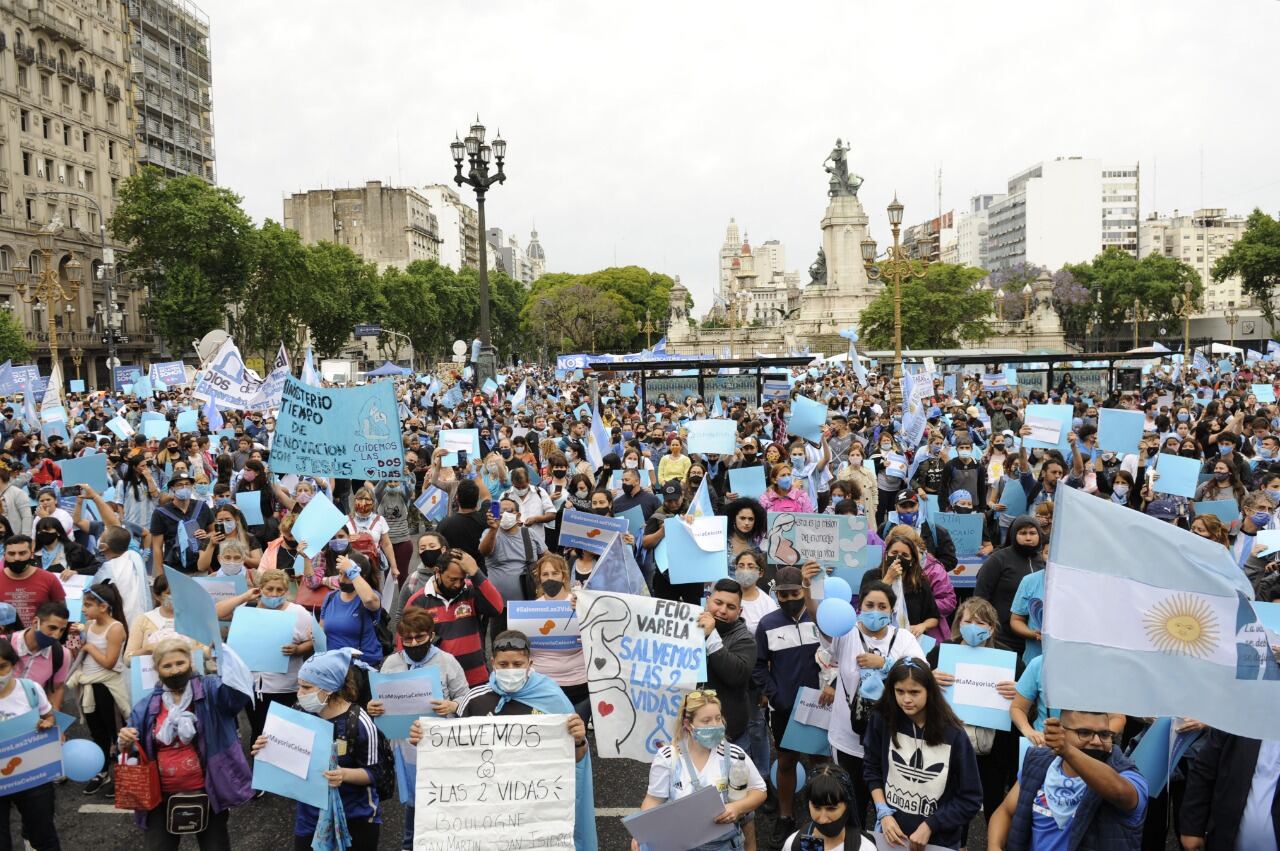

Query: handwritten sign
left=766, top=512, right=882, bottom=589
left=271, top=376, right=404, bottom=480
left=413, top=715, right=575, bottom=850
left=507, top=600, right=580, bottom=650
left=575, top=591, right=704, bottom=762
left=931, top=512, right=985, bottom=557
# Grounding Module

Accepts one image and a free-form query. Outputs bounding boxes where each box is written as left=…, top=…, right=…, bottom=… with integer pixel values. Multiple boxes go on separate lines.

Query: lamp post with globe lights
left=861, top=195, right=927, bottom=406
left=450, top=117, right=506, bottom=386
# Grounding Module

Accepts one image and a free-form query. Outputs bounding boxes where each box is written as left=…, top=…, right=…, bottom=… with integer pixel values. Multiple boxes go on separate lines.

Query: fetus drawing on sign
left=357, top=397, right=392, bottom=440
left=577, top=593, right=637, bottom=754
left=767, top=513, right=801, bottom=566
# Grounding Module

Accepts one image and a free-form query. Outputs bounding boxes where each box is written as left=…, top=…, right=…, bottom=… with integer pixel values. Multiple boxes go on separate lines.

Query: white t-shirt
left=826, top=626, right=926, bottom=759
left=255, top=602, right=314, bottom=695
left=0, top=679, right=52, bottom=720
left=347, top=513, right=390, bottom=542
left=645, top=741, right=766, bottom=802
left=739, top=591, right=780, bottom=635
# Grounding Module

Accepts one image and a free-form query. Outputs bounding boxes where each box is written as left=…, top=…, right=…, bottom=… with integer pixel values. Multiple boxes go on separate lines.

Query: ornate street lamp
left=1173, top=280, right=1196, bottom=356
left=863, top=195, right=927, bottom=405
left=1224, top=305, right=1240, bottom=349
left=11, top=219, right=80, bottom=379
left=451, top=116, right=506, bottom=385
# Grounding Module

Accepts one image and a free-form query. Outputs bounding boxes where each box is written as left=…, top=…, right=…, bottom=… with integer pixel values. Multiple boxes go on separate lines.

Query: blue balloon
left=63, top=738, right=105, bottom=783
left=816, top=598, right=857, bottom=637
left=823, top=576, right=853, bottom=603
left=769, top=758, right=807, bottom=792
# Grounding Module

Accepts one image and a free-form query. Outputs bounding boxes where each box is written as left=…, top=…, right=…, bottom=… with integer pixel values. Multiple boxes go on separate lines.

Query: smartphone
left=489, top=502, right=502, bottom=520
left=457, top=449, right=469, bottom=468
left=60, top=485, right=82, bottom=497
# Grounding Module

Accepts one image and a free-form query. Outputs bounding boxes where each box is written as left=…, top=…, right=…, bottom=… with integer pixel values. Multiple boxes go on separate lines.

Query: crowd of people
left=0, top=349, right=1273, bottom=851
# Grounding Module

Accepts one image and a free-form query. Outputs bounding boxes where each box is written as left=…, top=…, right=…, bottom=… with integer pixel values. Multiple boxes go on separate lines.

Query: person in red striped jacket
left=401, top=547, right=503, bottom=686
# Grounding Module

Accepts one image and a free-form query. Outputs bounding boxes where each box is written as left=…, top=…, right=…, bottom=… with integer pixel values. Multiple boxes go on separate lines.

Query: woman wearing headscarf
left=973, top=515, right=1045, bottom=656
left=251, top=648, right=383, bottom=850
left=117, top=637, right=253, bottom=847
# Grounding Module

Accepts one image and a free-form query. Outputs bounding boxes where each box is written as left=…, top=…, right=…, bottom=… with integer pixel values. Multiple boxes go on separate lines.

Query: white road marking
left=77, top=804, right=128, bottom=814
left=595, top=807, right=640, bottom=817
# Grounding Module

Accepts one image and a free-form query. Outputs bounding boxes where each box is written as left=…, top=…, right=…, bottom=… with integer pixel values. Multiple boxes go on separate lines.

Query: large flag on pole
left=1042, top=485, right=1279, bottom=740
left=585, top=400, right=609, bottom=470
left=301, top=345, right=321, bottom=387
left=41, top=362, right=62, bottom=410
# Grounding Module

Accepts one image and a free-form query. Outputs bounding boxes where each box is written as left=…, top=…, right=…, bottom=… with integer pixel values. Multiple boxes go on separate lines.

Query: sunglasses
left=493, top=635, right=530, bottom=653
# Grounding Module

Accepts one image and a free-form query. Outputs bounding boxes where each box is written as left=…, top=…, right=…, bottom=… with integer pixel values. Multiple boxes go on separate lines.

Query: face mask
left=688, top=476, right=703, bottom=491
left=1267, top=489, right=1280, bottom=503
left=880, top=444, right=892, bottom=453
left=1177, top=413, right=1190, bottom=422
left=734, top=567, right=760, bottom=587
left=1081, top=747, right=1111, bottom=763
left=776, top=475, right=793, bottom=491
left=928, top=445, right=941, bottom=457
left=297, top=690, right=327, bottom=714
left=575, top=488, right=589, bottom=499
left=779, top=598, right=805, bottom=619
left=625, top=459, right=638, bottom=469
left=790, top=455, right=806, bottom=468
left=160, top=669, right=192, bottom=691
left=221, top=520, right=237, bottom=535
left=242, top=470, right=257, bottom=482
left=541, top=579, right=565, bottom=598
left=622, top=484, right=637, bottom=496
left=960, top=623, right=992, bottom=646
left=215, top=498, right=231, bottom=508
left=1251, top=511, right=1271, bottom=527
left=814, top=819, right=845, bottom=838
left=499, top=448, right=512, bottom=459
left=1113, top=484, right=1130, bottom=498
left=34, top=532, right=56, bottom=548
left=897, top=511, right=918, bottom=526
left=690, top=725, right=726, bottom=749
left=1214, top=471, right=1230, bottom=481
left=500, top=512, right=519, bottom=530
left=220, top=562, right=244, bottom=576
left=495, top=668, right=529, bottom=693
left=6, top=559, right=32, bottom=574
left=34, top=630, right=58, bottom=649
left=174, top=487, right=193, bottom=501
left=1180, top=449, right=1199, bottom=459
left=1263, top=448, right=1276, bottom=460
left=296, top=492, right=313, bottom=505
left=355, top=508, right=372, bottom=520
left=338, top=581, right=355, bottom=593
left=1219, top=444, right=1232, bottom=455
left=859, top=610, right=891, bottom=632
left=419, top=549, right=442, bottom=569
left=328, top=539, right=349, bottom=553
left=404, top=643, right=432, bottom=663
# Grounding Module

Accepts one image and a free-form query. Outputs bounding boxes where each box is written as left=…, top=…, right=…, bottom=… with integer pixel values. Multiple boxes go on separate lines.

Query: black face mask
left=34, top=532, right=57, bottom=548
left=779, top=598, right=805, bottom=619
left=160, top=669, right=193, bottom=691
left=541, top=579, right=565, bottom=598
left=1081, top=746, right=1110, bottom=763
left=338, top=582, right=355, bottom=593
left=688, top=477, right=704, bottom=491
left=1180, top=449, right=1199, bottom=459
left=5, top=559, right=31, bottom=574
left=622, top=484, right=637, bottom=496
left=713, top=618, right=734, bottom=635
left=814, top=819, right=845, bottom=838
left=1012, top=536, right=1041, bottom=558
left=418, top=549, right=442, bottom=569
left=592, top=507, right=610, bottom=516
left=404, top=643, right=432, bottom=663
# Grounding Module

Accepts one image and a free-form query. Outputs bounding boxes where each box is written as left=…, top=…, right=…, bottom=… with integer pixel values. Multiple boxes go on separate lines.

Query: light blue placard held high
left=663, top=517, right=727, bottom=584
left=227, top=606, right=296, bottom=673
left=368, top=667, right=442, bottom=739
left=1151, top=453, right=1200, bottom=499
left=728, top=465, right=765, bottom=499
left=1097, top=408, right=1145, bottom=455
left=251, top=702, right=334, bottom=810
left=270, top=376, right=405, bottom=480
left=685, top=419, right=737, bottom=455
left=938, top=643, right=1016, bottom=731
left=787, top=395, right=827, bottom=443
left=931, top=512, right=984, bottom=557
left=291, top=492, right=348, bottom=558
left=60, top=453, right=108, bottom=494
left=235, top=490, right=265, bottom=526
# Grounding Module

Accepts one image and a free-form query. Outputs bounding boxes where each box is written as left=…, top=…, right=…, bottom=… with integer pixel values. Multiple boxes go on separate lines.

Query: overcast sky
left=210, top=0, right=1280, bottom=314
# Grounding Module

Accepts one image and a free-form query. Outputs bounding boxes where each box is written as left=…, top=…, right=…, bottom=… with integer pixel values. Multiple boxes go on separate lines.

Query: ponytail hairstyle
left=797, top=762, right=861, bottom=848
left=86, top=581, right=129, bottom=644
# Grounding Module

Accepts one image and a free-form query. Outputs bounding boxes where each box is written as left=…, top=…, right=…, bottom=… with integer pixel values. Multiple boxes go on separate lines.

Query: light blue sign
left=368, top=667, right=443, bottom=739
left=685, top=419, right=737, bottom=455
left=112, top=365, right=142, bottom=393
left=251, top=702, right=334, bottom=809
left=176, top=409, right=200, bottom=434
left=787, top=395, right=827, bottom=443
left=272, top=376, right=404, bottom=480
left=931, top=511, right=984, bottom=557
left=292, top=492, right=348, bottom=558
left=559, top=508, right=629, bottom=554
left=227, top=606, right=296, bottom=673
left=728, top=465, right=766, bottom=499
left=69, top=380, right=85, bottom=393
left=235, top=490, right=265, bottom=526
left=1097, top=408, right=1145, bottom=454
left=149, top=360, right=187, bottom=387
left=60, top=453, right=108, bottom=494
left=938, top=643, right=1017, bottom=730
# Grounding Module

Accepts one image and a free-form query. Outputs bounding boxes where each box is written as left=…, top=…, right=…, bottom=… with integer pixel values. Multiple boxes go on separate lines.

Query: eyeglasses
left=685, top=689, right=718, bottom=701
left=401, top=633, right=433, bottom=647
left=1063, top=726, right=1116, bottom=744
left=493, top=635, right=530, bottom=652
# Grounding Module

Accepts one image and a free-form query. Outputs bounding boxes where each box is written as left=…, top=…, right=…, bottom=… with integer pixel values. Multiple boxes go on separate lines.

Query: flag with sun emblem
left=1042, top=485, right=1280, bottom=740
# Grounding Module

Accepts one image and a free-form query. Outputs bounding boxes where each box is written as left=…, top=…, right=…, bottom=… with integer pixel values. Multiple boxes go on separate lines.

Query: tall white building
left=421, top=184, right=479, bottom=270
left=953, top=194, right=1006, bottom=269
left=527, top=228, right=546, bottom=279
left=716, top=217, right=741, bottom=312
left=1139, top=208, right=1248, bottom=312
left=986, top=158, right=1139, bottom=271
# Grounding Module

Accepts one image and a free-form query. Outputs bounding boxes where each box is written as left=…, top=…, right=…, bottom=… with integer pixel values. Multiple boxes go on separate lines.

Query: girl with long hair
left=780, top=763, right=871, bottom=850
left=877, top=528, right=941, bottom=639
left=68, top=581, right=130, bottom=795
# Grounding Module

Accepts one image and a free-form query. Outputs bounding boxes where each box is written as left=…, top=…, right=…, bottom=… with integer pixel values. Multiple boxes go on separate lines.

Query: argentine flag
left=415, top=485, right=449, bottom=523
left=585, top=400, right=609, bottom=470
left=1042, top=485, right=1280, bottom=740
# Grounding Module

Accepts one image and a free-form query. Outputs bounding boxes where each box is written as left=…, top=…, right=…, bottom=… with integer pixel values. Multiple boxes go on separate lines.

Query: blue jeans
left=402, top=806, right=413, bottom=850
left=734, top=701, right=771, bottom=780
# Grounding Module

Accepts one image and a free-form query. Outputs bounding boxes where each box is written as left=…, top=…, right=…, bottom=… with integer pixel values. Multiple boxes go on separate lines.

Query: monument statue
left=823, top=139, right=863, bottom=198
left=808, top=248, right=827, bottom=286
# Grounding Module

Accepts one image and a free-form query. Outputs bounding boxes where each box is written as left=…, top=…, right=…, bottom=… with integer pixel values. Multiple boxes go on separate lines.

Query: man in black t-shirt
left=148, top=473, right=213, bottom=574
left=436, top=479, right=490, bottom=572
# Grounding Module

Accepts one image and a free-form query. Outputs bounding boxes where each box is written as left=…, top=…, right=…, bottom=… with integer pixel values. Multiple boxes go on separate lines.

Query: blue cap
left=951, top=489, right=973, bottom=504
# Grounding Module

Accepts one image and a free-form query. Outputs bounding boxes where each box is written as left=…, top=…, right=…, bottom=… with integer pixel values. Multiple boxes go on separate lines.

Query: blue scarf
left=487, top=670, right=599, bottom=851
left=311, top=748, right=352, bottom=851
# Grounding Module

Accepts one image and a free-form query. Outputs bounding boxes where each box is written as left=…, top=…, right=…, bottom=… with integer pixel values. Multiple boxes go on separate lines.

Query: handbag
left=165, top=792, right=209, bottom=835
left=113, top=749, right=162, bottom=812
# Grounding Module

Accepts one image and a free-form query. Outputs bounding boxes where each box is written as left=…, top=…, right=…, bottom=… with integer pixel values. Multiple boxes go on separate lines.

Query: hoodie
left=974, top=515, right=1045, bottom=654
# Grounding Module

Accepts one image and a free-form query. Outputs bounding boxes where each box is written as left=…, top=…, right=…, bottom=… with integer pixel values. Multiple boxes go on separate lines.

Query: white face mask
left=625, top=459, right=638, bottom=469
left=494, top=668, right=528, bottom=693
left=297, top=690, right=326, bottom=714
left=220, top=562, right=244, bottom=576
left=499, top=512, right=519, bottom=530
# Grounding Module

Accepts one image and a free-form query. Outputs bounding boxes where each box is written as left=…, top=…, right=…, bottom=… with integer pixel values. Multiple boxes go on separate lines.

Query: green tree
left=1214, top=209, right=1280, bottom=332
left=0, top=313, right=30, bottom=363
left=235, top=220, right=311, bottom=362
left=378, top=264, right=441, bottom=366
left=857, top=263, right=993, bottom=349
left=524, top=284, right=630, bottom=352
left=1070, top=249, right=1201, bottom=334
left=522, top=266, right=675, bottom=354
left=110, top=166, right=255, bottom=355
left=303, top=242, right=384, bottom=358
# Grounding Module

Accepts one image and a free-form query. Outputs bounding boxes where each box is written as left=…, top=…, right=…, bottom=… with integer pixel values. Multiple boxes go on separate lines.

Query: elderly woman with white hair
left=116, top=637, right=253, bottom=849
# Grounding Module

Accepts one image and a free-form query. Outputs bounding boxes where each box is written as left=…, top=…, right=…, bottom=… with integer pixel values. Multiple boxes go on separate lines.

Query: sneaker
left=99, top=777, right=114, bottom=797
left=81, top=772, right=107, bottom=795
left=773, top=816, right=796, bottom=843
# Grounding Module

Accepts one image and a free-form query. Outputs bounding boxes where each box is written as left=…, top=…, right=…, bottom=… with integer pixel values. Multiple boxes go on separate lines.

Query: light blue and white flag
left=585, top=400, right=609, bottom=470
left=511, top=380, right=528, bottom=409
left=21, top=382, right=39, bottom=434
left=710, top=395, right=723, bottom=418
left=414, top=485, right=449, bottom=523
left=301, top=345, right=321, bottom=387
left=1192, top=351, right=1210, bottom=374
left=1043, top=485, right=1280, bottom=740
left=689, top=473, right=714, bottom=519
left=582, top=534, right=648, bottom=596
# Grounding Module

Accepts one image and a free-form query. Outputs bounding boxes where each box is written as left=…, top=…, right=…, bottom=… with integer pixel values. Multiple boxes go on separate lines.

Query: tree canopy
left=522, top=266, right=675, bottom=354
left=858, top=263, right=993, bottom=349
left=1214, top=209, right=1280, bottom=331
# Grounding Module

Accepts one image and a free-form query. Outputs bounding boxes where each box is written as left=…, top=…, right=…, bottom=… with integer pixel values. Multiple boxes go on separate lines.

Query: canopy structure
left=366, top=361, right=411, bottom=377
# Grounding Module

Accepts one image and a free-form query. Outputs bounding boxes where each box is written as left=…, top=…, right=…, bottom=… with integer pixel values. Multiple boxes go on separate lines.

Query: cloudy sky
left=211, top=0, right=1280, bottom=314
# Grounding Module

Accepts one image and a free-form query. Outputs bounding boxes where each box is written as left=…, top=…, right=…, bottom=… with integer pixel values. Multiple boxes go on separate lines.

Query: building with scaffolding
left=127, top=0, right=214, bottom=182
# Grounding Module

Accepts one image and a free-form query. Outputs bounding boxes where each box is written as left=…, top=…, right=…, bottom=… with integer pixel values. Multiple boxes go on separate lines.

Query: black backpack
left=343, top=704, right=396, bottom=801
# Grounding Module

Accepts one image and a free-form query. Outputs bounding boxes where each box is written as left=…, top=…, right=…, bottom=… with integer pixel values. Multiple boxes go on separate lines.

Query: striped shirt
left=405, top=576, right=505, bottom=686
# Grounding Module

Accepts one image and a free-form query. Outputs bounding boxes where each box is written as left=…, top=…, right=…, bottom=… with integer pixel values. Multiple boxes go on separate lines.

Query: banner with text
left=270, top=376, right=404, bottom=479
left=191, top=338, right=263, bottom=409
left=766, top=511, right=883, bottom=589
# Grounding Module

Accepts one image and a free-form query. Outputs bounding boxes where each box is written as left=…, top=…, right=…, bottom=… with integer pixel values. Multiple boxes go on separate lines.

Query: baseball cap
left=659, top=480, right=683, bottom=499
left=774, top=566, right=804, bottom=591
left=896, top=492, right=919, bottom=507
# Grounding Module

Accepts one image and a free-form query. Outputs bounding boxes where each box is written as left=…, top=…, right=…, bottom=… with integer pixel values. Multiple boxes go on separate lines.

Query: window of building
left=19, top=110, right=29, bottom=133
left=106, top=100, right=115, bottom=123
left=107, top=140, right=115, bottom=160
left=43, top=158, right=53, bottom=181
left=0, top=194, right=6, bottom=217
left=110, top=176, right=117, bottom=197
left=17, top=66, right=28, bottom=90
left=82, top=131, right=90, bottom=153
left=61, top=84, right=70, bottom=105
left=83, top=170, right=92, bottom=191
left=40, top=75, right=50, bottom=97
left=41, top=117, right=50, bottom=139
left=62, top=124, right=70, bottom=146
left=21, top=152, right=31, bottom=177
left=25, top=199, right=35, bottom=221
left=80, top=92, right=88, bottom=113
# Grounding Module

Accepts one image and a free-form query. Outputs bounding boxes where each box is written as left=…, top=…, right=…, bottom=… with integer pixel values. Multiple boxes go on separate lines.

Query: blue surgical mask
left=897, top=510, right=918, bottom=526
left=858, top=610, right=891, bottom=632
left=959, top=624, right=992, bottom=647
left=776, top=475, right=793, bottom=490
left=1219, top=444, right=1232, bottom=455
left=259, top=594, right=285, bottom=610
left=1251, top=511, right=1271, bottom=528
left=1177, top=413, right=1190, bottom=423
left=690, top=725, right=726, bottom=749
left=327, top=538, right=349, bottom=553
left=173, top=487, right=192, bottom=501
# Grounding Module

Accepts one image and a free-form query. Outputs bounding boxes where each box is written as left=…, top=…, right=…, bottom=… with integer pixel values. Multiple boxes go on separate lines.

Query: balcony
left=104, top=81, right=121, bottom=100
left=36, top=53, right=57, bottom=73
left=77, top=71, right=95, bottom=90
left=29, top=9, right=84, bottom=51
left=14, top=45, right=34, bottom=65
left=56, top=61, right=76, bottom=81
